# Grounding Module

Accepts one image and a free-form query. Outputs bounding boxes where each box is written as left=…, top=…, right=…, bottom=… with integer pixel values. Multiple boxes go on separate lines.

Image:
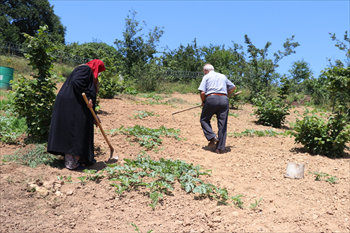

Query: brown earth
left=1, top=93, right=349, bottom=233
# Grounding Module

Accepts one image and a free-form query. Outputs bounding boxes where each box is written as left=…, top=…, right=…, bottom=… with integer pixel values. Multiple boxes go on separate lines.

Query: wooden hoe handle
left=82, top=93, right=114, bottom=152
left=171, top=91, right=243, bottom=116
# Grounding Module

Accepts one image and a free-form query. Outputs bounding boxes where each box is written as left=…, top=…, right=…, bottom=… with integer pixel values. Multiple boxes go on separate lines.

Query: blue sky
left=48, top=0, right=349, bottom=78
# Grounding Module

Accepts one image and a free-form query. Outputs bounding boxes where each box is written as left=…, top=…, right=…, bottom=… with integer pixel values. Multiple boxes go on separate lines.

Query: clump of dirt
left=0, top=93, right=349, bottom=232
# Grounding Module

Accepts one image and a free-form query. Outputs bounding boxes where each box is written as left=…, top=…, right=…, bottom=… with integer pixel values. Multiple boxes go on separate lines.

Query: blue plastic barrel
left=0, top=66, right=14, bottom=90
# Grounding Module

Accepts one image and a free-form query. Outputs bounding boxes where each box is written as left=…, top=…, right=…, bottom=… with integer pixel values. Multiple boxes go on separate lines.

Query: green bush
left=99, top=56, right=123, bottom=99
left=293, top=110, right=350, bottom=158
left=99, top=75, right=123, bottom=98
left=11, top=25, right=56, bottom=142
left=253, top=97, right=291, bottom=128
left=229, top=92, right=244, bottom=109
left=123, top=87, right=138, bottom=95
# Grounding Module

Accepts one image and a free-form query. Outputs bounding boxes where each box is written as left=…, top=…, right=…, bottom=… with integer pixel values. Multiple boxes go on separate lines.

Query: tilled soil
left=1, top=93, right=349, bottom=232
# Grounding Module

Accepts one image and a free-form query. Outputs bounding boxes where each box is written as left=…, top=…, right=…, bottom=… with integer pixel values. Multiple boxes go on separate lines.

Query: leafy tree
left=288, top=59, right=313, bottom=93
left=289, top=59, right=313, bottom=84
left=0, top=14, right=20, bottom=42
left=202, top=43, right=245, bottom=86
left=114, top=9, right=164, bottom=79
left=58, top=41, right=123, bottom=63
left=323, top=66, right=350, bottom=116
left=278, top=75, right=291, bottom=99
left=328, top=31, right=350, bottom=67
left=162, top=38, right=203, bottom=73
left=0, top=0, right=66, bottom=44
left=131, top=56, right=166, bottom=92
left=242, top=35, right=300, bottom=100
left=11, top=25, right=56, bottom=142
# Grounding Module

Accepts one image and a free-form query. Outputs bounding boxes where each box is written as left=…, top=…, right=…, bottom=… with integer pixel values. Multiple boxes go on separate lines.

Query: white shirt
left=198, top=71, right=235, bottom=95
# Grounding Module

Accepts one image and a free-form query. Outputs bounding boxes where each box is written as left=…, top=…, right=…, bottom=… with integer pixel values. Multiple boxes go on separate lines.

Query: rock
left=212, top=216, right=222, bottom=223
left=232, top=211, right=239, bottom=217
left=55, top=191, right=63, bottom=196
left=66, top=190, right=73, bottom=196
left=36, top=187, right=49, bottom=196
left=43, top=181, right=53, bottom=189
left=27, top=183, right=37, bottom=192
left=313, top=214, right=318, bottom=220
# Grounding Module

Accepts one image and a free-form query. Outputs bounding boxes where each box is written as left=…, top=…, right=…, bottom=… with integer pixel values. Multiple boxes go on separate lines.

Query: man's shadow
left=201, top=145, right=233, bottom=154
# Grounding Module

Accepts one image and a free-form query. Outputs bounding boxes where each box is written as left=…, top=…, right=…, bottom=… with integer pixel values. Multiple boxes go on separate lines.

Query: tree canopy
left=0, top=0, right=66, bottom=44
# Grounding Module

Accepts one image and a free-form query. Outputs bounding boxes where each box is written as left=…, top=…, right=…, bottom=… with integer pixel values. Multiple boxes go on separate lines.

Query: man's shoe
left=208, top=137, right=219, bottom=147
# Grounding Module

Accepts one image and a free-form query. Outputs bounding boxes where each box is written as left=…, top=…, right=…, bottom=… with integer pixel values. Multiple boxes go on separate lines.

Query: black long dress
left=47, top=65, right=96, bottom=165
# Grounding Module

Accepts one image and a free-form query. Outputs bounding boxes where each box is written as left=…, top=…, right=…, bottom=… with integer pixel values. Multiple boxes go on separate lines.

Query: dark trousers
left=200, top=95, right=229, bottom=150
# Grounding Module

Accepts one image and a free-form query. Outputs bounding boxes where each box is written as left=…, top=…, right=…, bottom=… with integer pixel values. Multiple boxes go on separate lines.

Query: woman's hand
left=94, top=115, right=101, bottom=126
left=87, top=99, right=93, bottom=109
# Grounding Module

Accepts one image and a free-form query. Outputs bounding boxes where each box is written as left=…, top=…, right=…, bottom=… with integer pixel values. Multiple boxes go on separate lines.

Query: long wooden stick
left=171, top=91, right=243, bottom=116
left=172, top=105, right=201, bottom=116
left=82, top=93, right=115, bottom=159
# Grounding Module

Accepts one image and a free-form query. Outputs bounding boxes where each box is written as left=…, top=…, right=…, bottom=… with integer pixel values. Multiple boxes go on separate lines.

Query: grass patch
left=138, top=93, right=164, bottom=101
left=166, top=97, right=188, bottom=105
left=110, top=125, right=182, bottom=150
left=0, top=90, right=27, bottom=143
left=155, top=80, right=200, bottom=94
left=4, top=144, right=63, bottom=168
left=0, top=55, right=74, bottom=79
left=0, top=111, right=27, bottom=143
left=228, top=128, right=292, bottom=137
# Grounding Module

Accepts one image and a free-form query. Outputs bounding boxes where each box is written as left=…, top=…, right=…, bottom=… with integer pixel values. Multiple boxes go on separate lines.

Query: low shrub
left=292, top=110, right=350, bottom=157
left=253, top=97, right=291, bottom=128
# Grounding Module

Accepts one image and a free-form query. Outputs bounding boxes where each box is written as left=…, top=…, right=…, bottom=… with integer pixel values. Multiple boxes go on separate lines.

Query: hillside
left=1, top=93, right=349, bottom=232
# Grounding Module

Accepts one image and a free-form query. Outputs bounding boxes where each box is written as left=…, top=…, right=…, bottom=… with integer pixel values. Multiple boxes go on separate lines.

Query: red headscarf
left=86, top=59, right=105, bottom=92
left=86, top=59, right=106, bottom=79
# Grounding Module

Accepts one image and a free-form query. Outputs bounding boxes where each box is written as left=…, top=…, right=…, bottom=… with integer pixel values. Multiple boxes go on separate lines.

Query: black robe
left=47, top=65, right=96, bottom=165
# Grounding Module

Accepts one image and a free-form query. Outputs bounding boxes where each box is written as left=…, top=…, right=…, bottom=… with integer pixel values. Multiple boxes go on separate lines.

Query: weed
left=228, top=112, right=239, bottom=118
left=309, top=171, right=338, bottom=184
left=77, top=176, right=87, bottom=184
left=130, top=222, right=153, bottom=233
left=133, top=110, right=156, bottom=119
left=83, top=169, right=104, bottom=181
left=110, top=183, right=128, bottom=196
left=149, top=191, right=163, bottom=210
left=249, top=197, right=262, bottom=210
left=66, top=175, right=72, bottom=183
left=231, top=194, right=244, bottom=208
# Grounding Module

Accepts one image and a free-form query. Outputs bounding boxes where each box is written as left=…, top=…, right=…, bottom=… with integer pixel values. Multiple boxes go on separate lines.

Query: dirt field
left=1, top=93, right=349, bottom=232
